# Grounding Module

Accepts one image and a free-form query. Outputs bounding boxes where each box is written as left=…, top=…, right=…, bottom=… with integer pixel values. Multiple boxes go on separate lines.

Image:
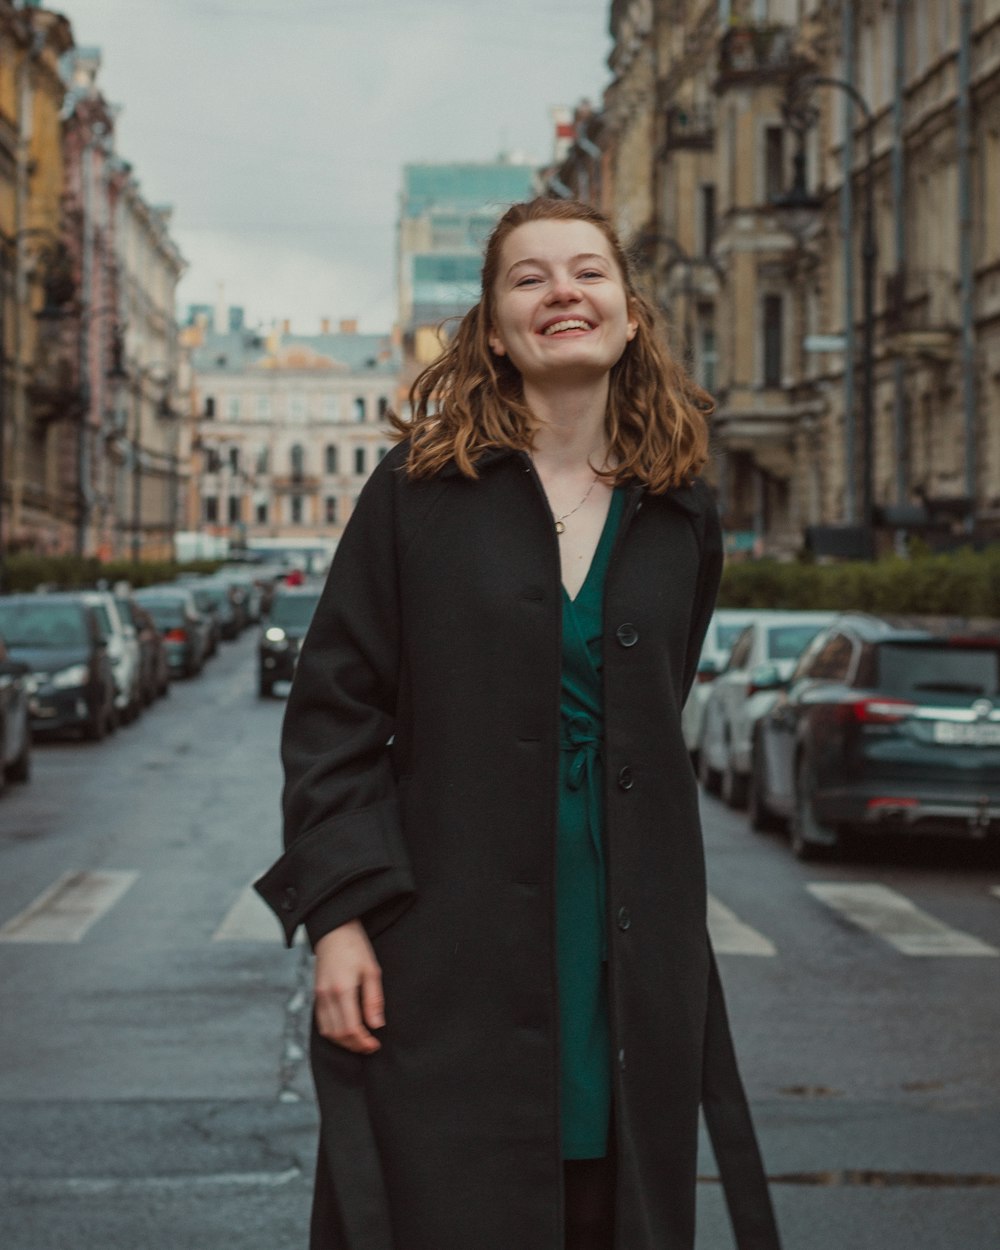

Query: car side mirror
left=747, top=662, right=785, bottom=696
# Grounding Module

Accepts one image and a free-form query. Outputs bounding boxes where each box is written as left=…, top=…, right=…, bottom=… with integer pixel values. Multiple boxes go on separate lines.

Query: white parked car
left=682, top=610, right=763, bottom=761
left=698, top=611, right=836, bottom=807
left=90, top=591, right=143, bottom=724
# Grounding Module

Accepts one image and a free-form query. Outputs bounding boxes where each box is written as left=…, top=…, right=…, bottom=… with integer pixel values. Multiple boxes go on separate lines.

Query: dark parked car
left=258, top=586, right=321, bottom=697
left=133, top=588, right=210, bottom=678
left=0, top=631, right=32, bottom=790
left=748, top=613, right=1000, bottom=858
left=0, top=593, right=117, bottom=740
left=188, top=579, right=240, bottom=642
left=116, top=594, right=170, bottom=704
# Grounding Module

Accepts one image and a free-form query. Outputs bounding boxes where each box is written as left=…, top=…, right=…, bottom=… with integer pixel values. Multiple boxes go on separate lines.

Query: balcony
left=272, top=473, right=320, bottom=494
left=883, top=269, right=959, bottom=362
left=717, top=25, right=800, bottom=86
left=664, top=104, right=715, bottom=151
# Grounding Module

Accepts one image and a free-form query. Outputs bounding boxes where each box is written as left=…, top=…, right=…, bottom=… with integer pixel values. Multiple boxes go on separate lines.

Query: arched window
left=354, top=396, right=366, bottom=422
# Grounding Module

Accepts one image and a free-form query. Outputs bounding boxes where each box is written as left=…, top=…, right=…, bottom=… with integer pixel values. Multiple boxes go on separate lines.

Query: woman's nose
left=547, top=273, right=582, bottom=303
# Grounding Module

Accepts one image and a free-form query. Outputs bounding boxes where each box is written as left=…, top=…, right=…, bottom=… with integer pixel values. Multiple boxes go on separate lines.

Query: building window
left=377, top=445, right=388, bottom=463
left=289, top=393, right=306, bottom=419
left=354, top=396, right=366, bottom=422
left=290, top=444, right=305, bottom=477
left=256, top=445, right=269, bottom=474
left=325, top=444, right=338, bottom=474
left=354, top=447, right=366, bottom=475
left=377, top=396, right=389, bottom=420
left=762, top=294, right=784, bottom=387
left=291, top=495, right=304, bottom=524
left=256, top=393, right=271, bottom=419
left=698, top=303, right=717, bottom=394
left=228, top=495, right=241, bottom=523
left=204, top=496, right=218, bottom=523
left=229, top=446, right=240, bottom=473
left=255, top=500, right=268, bottom=524
left=206, top=448, right=221, bottom=473
left=700, top=184, right=716, bottom=256
left=225, top=395, right=240, bottom=419
left=204, top=395, right=215, bottom=418
left=764, top=126, right=785, bottom=202
left=325, top=496, right=338, bottom=524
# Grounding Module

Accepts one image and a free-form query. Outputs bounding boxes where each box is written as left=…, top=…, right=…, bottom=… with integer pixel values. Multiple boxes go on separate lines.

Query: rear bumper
left=259, top=648, right=297, bottom=682
left=818, top=785, right=1000, bottom=839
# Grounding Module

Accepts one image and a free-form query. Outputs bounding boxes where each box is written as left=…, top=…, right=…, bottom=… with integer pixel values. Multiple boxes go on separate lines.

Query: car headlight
left=265, top=627, right=287, bottom=643
left=51, top=664, right=90, bottom=689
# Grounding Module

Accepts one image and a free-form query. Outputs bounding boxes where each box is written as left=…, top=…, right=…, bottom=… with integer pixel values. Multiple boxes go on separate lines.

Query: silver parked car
left=698, top=611, right=836, bottom=807
left=681, top=610, right=763, bottom=763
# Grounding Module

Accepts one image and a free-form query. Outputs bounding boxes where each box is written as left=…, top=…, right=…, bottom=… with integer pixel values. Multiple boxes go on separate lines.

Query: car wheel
left=7, top=731, right=31, bottom=783
left=698, top=745, right=721, bottom=796
left=747, top=741, right=782, bottom=833
left=85, top=700, right=108, bottom=742
left=258, top=674, right=274, bottom=699
left=791, top=754, right=839, bottom=861
left=721, top=754, right=749, bottom=810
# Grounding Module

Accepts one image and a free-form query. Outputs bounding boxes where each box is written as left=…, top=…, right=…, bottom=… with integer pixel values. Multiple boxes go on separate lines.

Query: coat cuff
left=253, top=797, right=415, bottom=946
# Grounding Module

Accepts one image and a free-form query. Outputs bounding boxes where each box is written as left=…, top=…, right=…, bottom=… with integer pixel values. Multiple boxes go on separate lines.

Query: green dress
left=557, top=487, right=625, bottom=1160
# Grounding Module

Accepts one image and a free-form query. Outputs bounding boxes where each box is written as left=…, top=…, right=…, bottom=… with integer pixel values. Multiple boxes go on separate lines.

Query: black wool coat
left=256, top=442, right=781, bottom=1250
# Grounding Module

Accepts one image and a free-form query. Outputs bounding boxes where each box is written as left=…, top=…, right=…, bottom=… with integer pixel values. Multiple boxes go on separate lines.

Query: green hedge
left=1, top=553, right=224, bottom=594
left=719, top=547, right=1000, bottom=617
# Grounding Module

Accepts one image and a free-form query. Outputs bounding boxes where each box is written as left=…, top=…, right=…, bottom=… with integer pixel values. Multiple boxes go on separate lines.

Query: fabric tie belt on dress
left=561, top=711, right=607, bottom=955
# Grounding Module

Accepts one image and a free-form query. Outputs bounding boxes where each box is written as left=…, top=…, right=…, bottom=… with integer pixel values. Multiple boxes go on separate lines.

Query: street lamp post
left=779, top=73, right=877, bottom=557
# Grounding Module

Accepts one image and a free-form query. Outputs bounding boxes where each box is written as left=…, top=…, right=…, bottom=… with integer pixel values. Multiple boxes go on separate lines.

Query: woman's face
left=487, top=219, right=637, bottom=387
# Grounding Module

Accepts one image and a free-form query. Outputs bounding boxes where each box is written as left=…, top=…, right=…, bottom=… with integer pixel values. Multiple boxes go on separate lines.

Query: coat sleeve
left=254, top=453, right=415, bottom=947
left=680, top=481, right=724, bottom=707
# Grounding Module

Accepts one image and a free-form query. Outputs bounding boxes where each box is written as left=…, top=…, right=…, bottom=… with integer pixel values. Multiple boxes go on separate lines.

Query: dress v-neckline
left=562, top=489, right=622, bottom=607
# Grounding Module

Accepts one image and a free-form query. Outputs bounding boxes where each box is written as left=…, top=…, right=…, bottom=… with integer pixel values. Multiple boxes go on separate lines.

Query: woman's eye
left=515, top=276, right=541, bottom=287
left=579, top=270, right=604, bottom=280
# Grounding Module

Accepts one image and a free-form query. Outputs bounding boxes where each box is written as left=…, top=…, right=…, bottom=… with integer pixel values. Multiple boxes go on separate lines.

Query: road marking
left=0, top=871, right=138, bottom=944
left=807, top=882, right=999, bottom=957
left=0, top=1167, right=302, bottom=1198
left=212, top=883, right=282, bottom=942
left=707, top=894, right=776, bottom=956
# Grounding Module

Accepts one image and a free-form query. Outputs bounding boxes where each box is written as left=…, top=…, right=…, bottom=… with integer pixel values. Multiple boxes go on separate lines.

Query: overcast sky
left=57, top=0, right=611, bottom=334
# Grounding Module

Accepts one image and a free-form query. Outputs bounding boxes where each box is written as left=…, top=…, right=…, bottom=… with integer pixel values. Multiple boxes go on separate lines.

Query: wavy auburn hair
left=391, top=197, right=712, bottom=492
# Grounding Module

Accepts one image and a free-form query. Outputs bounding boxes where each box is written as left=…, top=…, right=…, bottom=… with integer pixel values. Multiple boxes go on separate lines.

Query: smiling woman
left=256, top=198, right=780, bottom=1250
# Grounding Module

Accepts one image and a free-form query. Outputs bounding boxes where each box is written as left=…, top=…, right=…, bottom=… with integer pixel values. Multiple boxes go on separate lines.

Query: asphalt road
left=0, top=630, right=997, bottom=1249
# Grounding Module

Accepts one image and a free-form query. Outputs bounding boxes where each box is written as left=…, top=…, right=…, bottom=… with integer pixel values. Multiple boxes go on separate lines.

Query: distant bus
left=239, top=537, right=337, bottom=577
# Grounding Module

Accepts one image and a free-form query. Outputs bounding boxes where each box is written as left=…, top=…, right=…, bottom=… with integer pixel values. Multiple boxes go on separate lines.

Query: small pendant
left=555, top=520, right=565, bottom=535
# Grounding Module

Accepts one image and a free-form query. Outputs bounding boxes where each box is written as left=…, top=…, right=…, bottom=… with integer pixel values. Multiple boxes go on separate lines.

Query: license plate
left=932, top=721, right=1000, bottom=746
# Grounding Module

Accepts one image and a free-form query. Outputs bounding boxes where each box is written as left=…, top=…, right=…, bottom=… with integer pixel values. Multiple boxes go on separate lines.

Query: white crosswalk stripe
left=212, top=884, right=283, bottom=943
left=807, top=882, right=999, bottom=957
left=0, top=871, right=138, bottom=943
left=707, top=894, right=776, bottom=956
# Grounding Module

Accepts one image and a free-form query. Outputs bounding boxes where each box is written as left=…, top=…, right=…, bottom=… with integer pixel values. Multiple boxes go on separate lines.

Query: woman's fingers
left=361, top=965, right=385, bottom=1030
left=326, top=980, right=380, bottom=1053
left=313, top=922, right=384, bottom=1053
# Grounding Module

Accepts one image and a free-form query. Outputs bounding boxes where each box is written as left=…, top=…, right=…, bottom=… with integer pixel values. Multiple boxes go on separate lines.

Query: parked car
left=748, top=613, right=1000, bottom=859
left=0, top=631, right=32, bottom=790
left=115, top=593, right=170, bottom=705
left=258, top=586, right=322, bottom=697
left=699, top=611, right=836, bottom=807
left=0, top=592, right=117, bottom=740
left=217, top=569, right=263, bottom=626
left=133, top=588, right=210, bottom=678
left=681, top=610, right=762, bottom=763
left=89, top=590, right=143, bottom=724
left=187, top=579, right=240, bottom=642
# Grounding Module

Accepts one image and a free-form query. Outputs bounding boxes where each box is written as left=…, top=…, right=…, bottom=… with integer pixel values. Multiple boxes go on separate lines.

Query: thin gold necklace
left=553, top=476, right=598, bottom=534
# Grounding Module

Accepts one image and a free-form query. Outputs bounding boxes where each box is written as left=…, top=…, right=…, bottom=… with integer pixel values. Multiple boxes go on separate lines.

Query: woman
left=256, top=198, right=780, bottom=1250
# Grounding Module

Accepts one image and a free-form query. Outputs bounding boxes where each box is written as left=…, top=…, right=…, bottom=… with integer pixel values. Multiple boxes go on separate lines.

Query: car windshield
left=0, top=601, right=89, bottom=649
left=268, top=594, right=321, bottom=628
left=137, top=599, right=186, bottom=628
left=768, top=624, right=825, bottom=660
left=716, top=622, right=748, bottom=651
left=877, top=643, right=1000, bottom=704
left=192, top=587, right=225, bottom=609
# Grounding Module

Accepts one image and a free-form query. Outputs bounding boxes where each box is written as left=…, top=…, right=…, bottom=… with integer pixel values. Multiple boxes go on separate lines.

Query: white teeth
left=542, top=320, right=592, bottom=335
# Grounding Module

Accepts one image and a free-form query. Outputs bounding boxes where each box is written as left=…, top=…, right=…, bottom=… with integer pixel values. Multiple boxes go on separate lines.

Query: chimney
left=339, top=319, right=357, bottom=335
left=320, top=317, right=331, bottom=334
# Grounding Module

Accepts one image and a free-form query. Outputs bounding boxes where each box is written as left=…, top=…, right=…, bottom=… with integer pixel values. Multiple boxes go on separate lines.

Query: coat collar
left=438, top=446, right=707, bottom=516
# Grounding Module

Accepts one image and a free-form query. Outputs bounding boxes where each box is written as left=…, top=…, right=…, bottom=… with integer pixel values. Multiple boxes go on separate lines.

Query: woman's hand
left=313, top=920, right=385, bottom=1053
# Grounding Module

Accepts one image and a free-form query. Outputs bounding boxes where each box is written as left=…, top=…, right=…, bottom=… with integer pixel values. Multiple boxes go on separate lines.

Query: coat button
left=617, top=906, right=631, bottom=932
left=618, top=1048, right=626, bottom=1072
left=617, top=765, right=634, bottom=791
left=281, top=886, right=298, bottom=913
left=616, top=623, right=639, bottom=648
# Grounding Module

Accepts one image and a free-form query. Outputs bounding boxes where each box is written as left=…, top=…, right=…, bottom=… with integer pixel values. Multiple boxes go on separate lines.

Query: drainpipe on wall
left=840, top=0, right=857, bottom=524
left=891, top=0, right=907, bottom=518
left=957, top=0, right=977, bottom=533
